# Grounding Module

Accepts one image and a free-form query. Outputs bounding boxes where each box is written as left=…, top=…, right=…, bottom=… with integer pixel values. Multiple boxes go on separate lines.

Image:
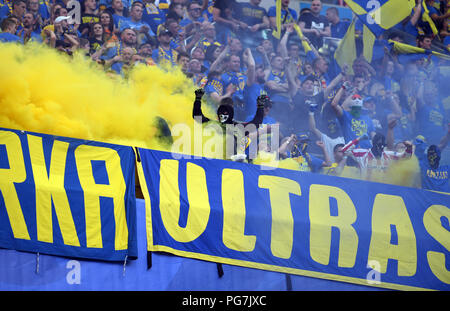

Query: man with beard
left=414, top=127, right=450, bottom=192
left=101, top=27, right=137, bottom=61
left=18, top=12, right=42, bottom=43
left=192, top=88, right=265, bottom=161
left=220, top=49, right=255, bottom=121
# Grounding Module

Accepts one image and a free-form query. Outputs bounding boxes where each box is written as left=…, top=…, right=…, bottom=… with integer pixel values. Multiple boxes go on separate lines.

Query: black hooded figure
left=371, top=133, right=386, bottom=158
left=192, top=88, right=266, bottom=160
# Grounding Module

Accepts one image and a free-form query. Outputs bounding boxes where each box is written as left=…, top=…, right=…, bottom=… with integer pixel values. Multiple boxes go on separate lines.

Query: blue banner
left=137, top=148, right=450, bottom=291
left=0, top=128, right=137, bottom=261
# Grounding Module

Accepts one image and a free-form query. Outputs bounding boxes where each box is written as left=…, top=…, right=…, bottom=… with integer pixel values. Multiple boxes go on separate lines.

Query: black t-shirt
left=79, top=13, right=99, bottom=35
left=236, top=2, right=267, bottom=26
left=318, top=103, right=343, bottom=139
left=299, top=12, right=329, bottom=48
left=213, top=0, right=238, bottom=19
left=290, top=90, right=325, bottom=133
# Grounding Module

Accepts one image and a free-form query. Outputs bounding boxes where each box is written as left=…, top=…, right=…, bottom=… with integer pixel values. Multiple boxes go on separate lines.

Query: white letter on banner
left=66, top=260, right=81, bottom=285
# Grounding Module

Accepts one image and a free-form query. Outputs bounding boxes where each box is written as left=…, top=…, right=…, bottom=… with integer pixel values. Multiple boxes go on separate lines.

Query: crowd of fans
left=1, top=0, right=449, bottom=192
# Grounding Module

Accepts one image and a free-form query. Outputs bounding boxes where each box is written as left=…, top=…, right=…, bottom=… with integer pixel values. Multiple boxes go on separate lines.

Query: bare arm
left=386, top=118, right=397, bottom=151
left=316, top=141, right=332, bottom=167
left=330, top=85, right=345, bottom=117
left=308, top=109, right=322, bottom=139
left=410, top=1, right=422, bottom=26
left=243, top=48, right=256, bottom=87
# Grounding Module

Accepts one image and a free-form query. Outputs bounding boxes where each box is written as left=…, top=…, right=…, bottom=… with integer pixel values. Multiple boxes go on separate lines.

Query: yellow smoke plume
left=0, top=42, right=210, bottom=152
left=0, top=42, right=422, bottom=189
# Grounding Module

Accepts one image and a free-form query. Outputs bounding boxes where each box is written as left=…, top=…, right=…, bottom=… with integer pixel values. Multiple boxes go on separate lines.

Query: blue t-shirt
left=338, top=110, right=374, bottom=149
left=243, top=83, right=266, bottom=121
left=179, top=16, right=205, bottom=28
left=330, top=20, right=350, bottom=39
left=119, top=18, right=155, bottom=36
left=142, top=2, right=165, bottom=34
left=416, top=104, right=446, bottom=145
left=0, top=32, right=21, bottom=43
left=286, top=151, right=324, bottom=173
left=221, top=71, right=247, bottom=103
left=265, top=70, right=290, bottom=104
left=113, top=14, right=129, bottom=30
left=267, top=6, right=297, bottom=24
left=414, top=140, right=450, bottom=192
left=151, top=46, right=178, bottom=66
left=205, top=78, right=224, bottom=96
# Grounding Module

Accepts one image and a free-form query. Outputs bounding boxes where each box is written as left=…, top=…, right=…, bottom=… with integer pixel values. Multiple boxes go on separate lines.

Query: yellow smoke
left=0, top=42, right=208, bottom=152
left=0, top=42, right=422, bottom=189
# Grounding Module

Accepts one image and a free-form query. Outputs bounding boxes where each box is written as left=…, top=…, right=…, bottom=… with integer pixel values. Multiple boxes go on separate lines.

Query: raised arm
left=193, top=88, right=210, bottom=123
left=308, top=103, right=322, bottom=139
left=438, top=123, right=450, bottom=151
left=243, top=48, right=256, bottom=87
left=330, top=84, right=346, bottom=118
left=243, top=94, right=266, bottom=129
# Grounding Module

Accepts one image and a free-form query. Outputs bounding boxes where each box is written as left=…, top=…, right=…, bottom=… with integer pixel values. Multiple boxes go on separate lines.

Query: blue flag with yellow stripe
left=344, top=0, right=416, bottom=37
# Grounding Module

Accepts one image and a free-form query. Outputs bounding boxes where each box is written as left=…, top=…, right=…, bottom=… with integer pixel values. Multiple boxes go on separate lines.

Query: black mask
left=217, top=104, right=234, bottom=124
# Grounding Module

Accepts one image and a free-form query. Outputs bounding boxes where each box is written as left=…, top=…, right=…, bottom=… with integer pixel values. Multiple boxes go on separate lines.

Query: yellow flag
left=421, top=0, right=439, bottom=36
left=334, top=19, right=356, bottom=75
left=363, top=24, right=376, bottom=62
left=292, top=23, right=312, bottom=53
left=272, top=0, right=282, bottom=39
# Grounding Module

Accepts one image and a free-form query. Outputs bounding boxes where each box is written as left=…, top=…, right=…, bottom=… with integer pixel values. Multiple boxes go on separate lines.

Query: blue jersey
left=286, top=151, right=324, bottom=173
left=142, top=2, right=165, bottom=34
left=338, top=110, right=374, bottom=149
left=243, top=83, right=265, bottom=121
left=265, top=70, right=290, bottom=104
left=415, top=141, right=450, bottom=193
left=267, top=6, right=297, bottom=24
left=204, top=78, right=224, bottom=96
left=330, top=20, right=350, bottom=39
left=151, top=46, right=178, bottom=66
left=0, top=32, right=21, bottom=43
left=119, top=18, right=155, bottom=36
left=416, top=104, right=446, bottom=145
left=221, top=71, right=247, bottom=103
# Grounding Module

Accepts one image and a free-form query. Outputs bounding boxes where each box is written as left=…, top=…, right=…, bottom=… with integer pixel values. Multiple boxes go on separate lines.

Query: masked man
left=331, top=93, right=376, bottom=149
left=193, top=88, right=265, bottom=161
left=414, top=127, right=450, bottom=192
